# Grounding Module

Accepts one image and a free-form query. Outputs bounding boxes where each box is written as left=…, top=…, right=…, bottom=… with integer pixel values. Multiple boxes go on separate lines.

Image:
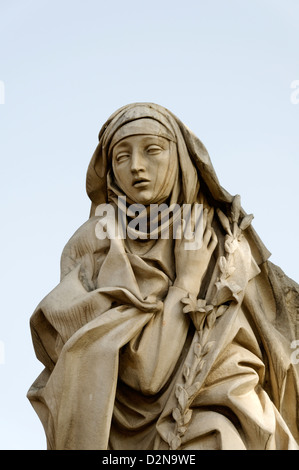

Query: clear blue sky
left=0, top=0, right=298, bottom=449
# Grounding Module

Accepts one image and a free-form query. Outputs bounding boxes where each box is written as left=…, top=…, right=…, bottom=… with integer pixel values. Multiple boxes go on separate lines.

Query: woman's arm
left=119, top=207, right=218, bottom=395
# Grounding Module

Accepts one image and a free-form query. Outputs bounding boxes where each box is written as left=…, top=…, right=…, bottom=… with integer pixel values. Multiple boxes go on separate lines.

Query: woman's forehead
left=109, top=118, right=176, bottom=151
left=112, top=134, right=169, bottom=150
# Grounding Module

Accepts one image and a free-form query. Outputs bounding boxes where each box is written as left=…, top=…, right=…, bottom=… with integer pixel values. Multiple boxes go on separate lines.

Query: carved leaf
left=202, top=341, right=215, bottom=356
left=196, top=307, right=207, bottom=313
left=183, top=409, right=193, bottom=425
left=178, top=387, right=188, bottom=410
left=182, top=304, right=193, bottom=314
left=177, top=425, right=188, bottom=435
left=172, top=407, right=182, bottom=424
left=231, top=195, right=241, bottom=223
left=168, top=432, right=181, bottom=450
left=170, top=435, right=182, bottom=450
left=205, top=304, right=214, bottom=314
left=196, top=299, right=207, bottom=309
left=194, top=342, right=202, bottom=358
left=192, top=312, right=207, bottom=331
left=175, top=384, right=183, bottom=400
left=183, top=364, right=190, bottom=381
left=239, top=213, right=254, bottom=231
left=227, top=266, right=236, bottom=277
left=216, top=209, right=232, bottom=236
left=181, top=297, right=196, bottom=314
left=196, top=358, right=205, bottom=373
left=216, top=304, right=228, bottom=318
left=219, top=256, right=227, bottom=274
left=186, top=381, right=201, bottom=397
left=224, top=236, right=239, bottom=254
left=206, top=310, right=216, bottom=329
left=215, top=278, right=225, bottom=291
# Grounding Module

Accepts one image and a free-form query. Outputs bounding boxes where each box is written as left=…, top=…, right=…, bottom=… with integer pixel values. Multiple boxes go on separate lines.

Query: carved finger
left=203, top=227, right=212, bottom=245
left=184, top=204, right=204, bottom=241
left=202, top=207, right=208, bottom=230
left=207, top=207, right=214, bottom=228
left=189, top=203, right=201, bottom=233
left=208, top=228, right=218, bottom=251
left=174, top=220, right=184, bottom=246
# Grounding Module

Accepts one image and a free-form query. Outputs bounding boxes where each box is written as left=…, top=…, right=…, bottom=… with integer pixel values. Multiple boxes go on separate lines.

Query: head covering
left=86, top=102, right=271, bottom=263
left=86, top=103, right=200, bottom=211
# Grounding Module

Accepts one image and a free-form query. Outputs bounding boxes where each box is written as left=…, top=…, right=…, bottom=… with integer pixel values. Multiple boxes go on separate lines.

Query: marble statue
left=27, top=103, right=299, bottom=450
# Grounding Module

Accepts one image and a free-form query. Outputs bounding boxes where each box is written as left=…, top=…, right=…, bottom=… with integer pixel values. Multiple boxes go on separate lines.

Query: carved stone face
left=112, top=134, right=174, bottom=205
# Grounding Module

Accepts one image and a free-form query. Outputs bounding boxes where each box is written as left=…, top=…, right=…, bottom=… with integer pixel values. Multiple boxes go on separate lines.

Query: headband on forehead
left=109, top=118, right=176, bottom=152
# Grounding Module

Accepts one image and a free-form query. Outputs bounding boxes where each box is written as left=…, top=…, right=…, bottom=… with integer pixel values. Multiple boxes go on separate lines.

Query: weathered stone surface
left=269, top=261, right=299, bottom=339
left=28, top=103, right=299, bottom=450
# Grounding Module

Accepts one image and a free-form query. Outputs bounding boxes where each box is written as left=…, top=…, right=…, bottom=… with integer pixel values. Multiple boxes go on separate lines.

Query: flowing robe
left=27, top=214, right=299, bottom=450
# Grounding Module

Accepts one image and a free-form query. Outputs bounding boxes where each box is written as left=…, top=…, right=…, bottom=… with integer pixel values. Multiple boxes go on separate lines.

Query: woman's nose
left=130, top=150, right=146, bottom=173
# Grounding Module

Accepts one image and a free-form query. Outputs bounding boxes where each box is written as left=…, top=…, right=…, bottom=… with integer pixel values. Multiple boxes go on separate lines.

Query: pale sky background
left=0, top=0, right=298, bottom=450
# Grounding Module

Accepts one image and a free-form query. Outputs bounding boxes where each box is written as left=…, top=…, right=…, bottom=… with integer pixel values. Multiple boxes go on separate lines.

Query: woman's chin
left=129, top=190, right=171, bottom=206
left=129, top=190, right=155, bottom=206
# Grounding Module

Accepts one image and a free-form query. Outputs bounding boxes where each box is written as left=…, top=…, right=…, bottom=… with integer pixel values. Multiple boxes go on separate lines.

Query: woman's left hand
left=174, top=205, right=218, bottom=297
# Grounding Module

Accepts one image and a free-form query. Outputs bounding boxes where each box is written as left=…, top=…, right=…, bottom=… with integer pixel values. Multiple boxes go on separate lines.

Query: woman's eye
left=146, top=145, right=163, bottom=155
left=116, top=153, right=130, bottom=163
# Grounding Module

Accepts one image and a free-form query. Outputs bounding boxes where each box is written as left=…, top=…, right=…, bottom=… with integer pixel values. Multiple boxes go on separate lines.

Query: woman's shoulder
left=60, top=216, right=110, bottom=278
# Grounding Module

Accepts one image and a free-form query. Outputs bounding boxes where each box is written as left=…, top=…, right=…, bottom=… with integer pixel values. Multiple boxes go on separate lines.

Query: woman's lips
left=132, top=179, right=150, bottom=188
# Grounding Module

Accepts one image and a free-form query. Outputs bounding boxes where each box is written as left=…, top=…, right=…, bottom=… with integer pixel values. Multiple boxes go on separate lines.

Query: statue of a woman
left=28, top=103, right=299, bottom=450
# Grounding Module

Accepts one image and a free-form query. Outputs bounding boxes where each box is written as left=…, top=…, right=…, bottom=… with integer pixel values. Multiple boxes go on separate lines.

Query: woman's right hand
left=174, top=205, right=218, bottom=297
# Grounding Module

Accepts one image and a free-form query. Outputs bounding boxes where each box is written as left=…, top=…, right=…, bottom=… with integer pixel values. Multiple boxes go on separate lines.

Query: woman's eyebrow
left=140, top=136, right=167, bottom=145
left=114, top=142, right=131, bottom=152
